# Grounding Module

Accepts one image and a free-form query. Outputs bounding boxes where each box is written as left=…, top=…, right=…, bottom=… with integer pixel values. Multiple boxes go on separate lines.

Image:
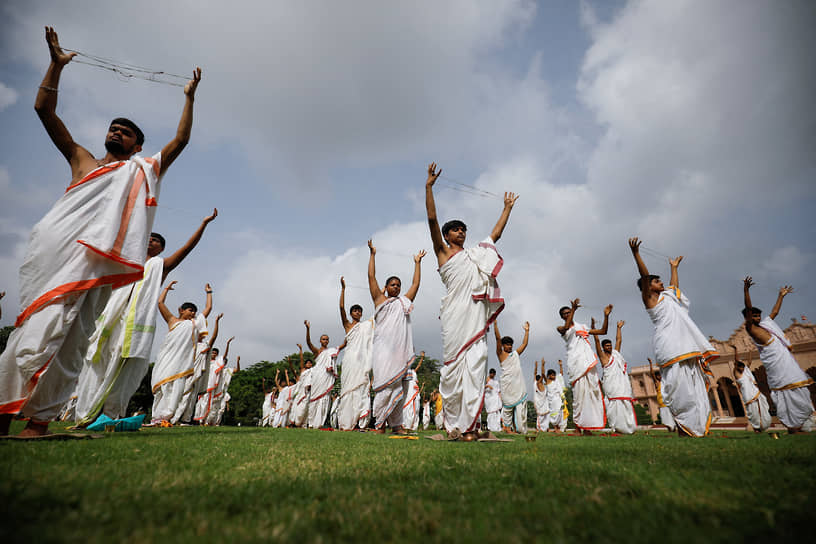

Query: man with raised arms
left=367, top=240, right=424, bottom=434
left=494, top=320, right=530, bottom=434
left=629, top=238, right=717, bottom=437
left=402, top=352, right=424, bottom=431
left=74, top=211, right=217, bottom=427
left=261, top=373, right=279, bottom=427
left=557, top=300, right=611, bottom=435
left=304, top=320, right=345, bottom=429
left=425, top=162, right=517, bottom=441
left=151, top=281, right=220, bottom=424
left=742, top=278, right=813, bottom=432
left=210, top=355, right=239, bottom=426
left=729, top=345, right=771, bottom=433
left=592, top=319, right=636, bottom=434
left=484, top=368, right=502, bottom=433
left=195, top=336, right=234, bottom=425
left=0, top=27, right=201, bottom=437
left=290, top=344, right=312, bottom=428
left=533, top=361, right=549, bottom=433
left=337, top=276, right=374, bottom=430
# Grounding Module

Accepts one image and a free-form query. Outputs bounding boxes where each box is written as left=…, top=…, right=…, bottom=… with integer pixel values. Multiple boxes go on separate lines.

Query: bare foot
left=392, top=427, right=408, bottom=435
left=373, top=428, right=386, bottom=434
left=581, top=429, right=593, bottom=436
left=17, top=420, right=50, bottom=437
left=447, top=429, right=462, bottom=441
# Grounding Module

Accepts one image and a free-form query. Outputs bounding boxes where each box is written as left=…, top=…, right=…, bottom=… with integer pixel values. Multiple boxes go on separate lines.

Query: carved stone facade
left=629, top=319, right=816, bottom=422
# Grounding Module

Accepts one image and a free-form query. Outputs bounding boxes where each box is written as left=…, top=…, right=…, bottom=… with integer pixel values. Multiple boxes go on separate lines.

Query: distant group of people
left=1, top=28, right=813, bottom=440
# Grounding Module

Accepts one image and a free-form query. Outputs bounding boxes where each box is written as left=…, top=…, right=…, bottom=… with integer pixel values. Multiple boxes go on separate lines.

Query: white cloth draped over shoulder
left=402, top=369, right=420, bottom=431
left=534, top=382, right=548, bottom=415
left=310, top=348, right=340, bottom=404
left=372, top=296, right=414, bottom=392
left=646, top=287, right=716, bottom=437
left=754, top=318, right=814, bottom=430
left=150, top=319, right=196, bottom=422
left=338, top=320, right=374, bottom=430
left=562, top=323, right=598, bottom=386
left=499, top=352, right=526, bottom=408
left=194, top=353, right=221, bottom=423
left=290, top=368, right=312, bottom=427
left=438, top=238, right=504, bottom=434
left=484, top=378, right=501, bottom=414
left=647, top=287, right=718, bottom=370
left=0, top=154, right=161, bottom=419
left=736, top=367, right=771, bottom=432
left=602, top=349, right=636, bottom=434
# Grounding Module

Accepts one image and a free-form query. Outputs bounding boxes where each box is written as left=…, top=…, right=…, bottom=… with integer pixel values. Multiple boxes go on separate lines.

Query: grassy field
left=1, top=423, right=814, bottom=543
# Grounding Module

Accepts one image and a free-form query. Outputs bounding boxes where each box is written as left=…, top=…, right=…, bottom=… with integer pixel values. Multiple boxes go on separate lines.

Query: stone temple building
left=629, top=319, right=816, bottom=424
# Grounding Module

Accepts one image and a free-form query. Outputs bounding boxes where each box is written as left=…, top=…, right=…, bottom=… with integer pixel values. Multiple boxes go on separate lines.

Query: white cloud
left=0, top=82, right=18, bottom=111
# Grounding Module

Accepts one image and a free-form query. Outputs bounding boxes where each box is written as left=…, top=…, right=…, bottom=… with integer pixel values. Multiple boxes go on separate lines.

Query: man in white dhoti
left=743, top=278, right=814, bottom=432
left=0, top=27, right=201, bottom=437
left=533, top=361, right=549, bottom=433
left=729, top=345, right=771, bottom=432
left=367, top=240, right=425, bottom=434
left=593, top=320, right=636, bottom=434
left=304, top=320, right=344, bottom=429
left=152, top=282, right=221, bottom=424
left=484, top=368, right=502, bottom=433
left=290, top=345, right=313, bottom=428
left=209, top=355, right=239, bottom=426
left=74, top=213, right=217, bottom=428
left=261, top=375, right=276, bottom=427
left=273, top=370, right=293, bottom=428
left=630, top=238, right=717, bottom=437
left=193, top=336, right=233, bottom=425
left=425, top=162, right=518, bottom=441
left=402, top=352, right=424, bottom=431
left=546, top=369, right=568, bottom=432
left=337, top=277, right=374, bottom=430
left=494, top=320, right=530, bottom=434
left=557, top=300, right=611, bottom=435
left=648, top=359, right=676, bottom=431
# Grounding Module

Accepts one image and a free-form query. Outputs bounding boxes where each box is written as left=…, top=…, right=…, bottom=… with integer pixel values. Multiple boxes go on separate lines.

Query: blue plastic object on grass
left=86, top=413, right=145, bottom=432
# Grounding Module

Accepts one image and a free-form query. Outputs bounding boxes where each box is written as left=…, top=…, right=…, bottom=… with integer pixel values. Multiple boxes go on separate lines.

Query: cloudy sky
left=1, top=1, right=814, bottom=399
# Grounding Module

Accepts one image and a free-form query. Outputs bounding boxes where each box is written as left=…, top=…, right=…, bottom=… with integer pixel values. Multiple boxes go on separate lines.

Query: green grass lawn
left=1, top=423, right=814, bottom=543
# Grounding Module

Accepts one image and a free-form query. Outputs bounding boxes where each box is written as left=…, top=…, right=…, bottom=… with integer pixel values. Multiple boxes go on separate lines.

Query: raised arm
left=158, top=281, right=176, bottom=324
left=203, top=284, right=213, bottom=318
left=223, top=336, right=235, bottom=362
left=425, top=162, right=448, bottom=263
left=367, top=240, right=386, bottom=306
left=284, top=369, right=291, bottom=387
left=159, top=67, right=202, bottom=175
left=517, top=321, right=530, bottom=355
left=304, top=321, right=319, bottom=355
left=404, top=250, right=426, bottom=302
left=490, top=192, right=519, bottom=243
left=534, top=360, right=539, bottom=378
left=669, top=256, right=683, bottom=289
left=297, top=344, right=304, bottom=374
left=558, top=359, right=564, bottom=377
left=589, top=305, right=612, bottom=336
left=743, top=276, right=770, bottom=344
left=34, top=27, right=96, bottom=181
left=339, top=276, right=350, bottom=330
left=415, top=351, right=425, bottom=372
left=615, top=321, right=624, bottom=352
left=591, top=317, right=603, bottom=358
left=0, top=291, right=4, bottom=321
left=769, top=285, right=794, bottom=320
left=207, top=313, right=223, bottom=350
left=162, top=208, right=218, bottom=281
left=234, top=356, right=240, bottom=373
left=628, top=238, right=654, bottom=308
left=556, top=298, right=580, bottom=335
